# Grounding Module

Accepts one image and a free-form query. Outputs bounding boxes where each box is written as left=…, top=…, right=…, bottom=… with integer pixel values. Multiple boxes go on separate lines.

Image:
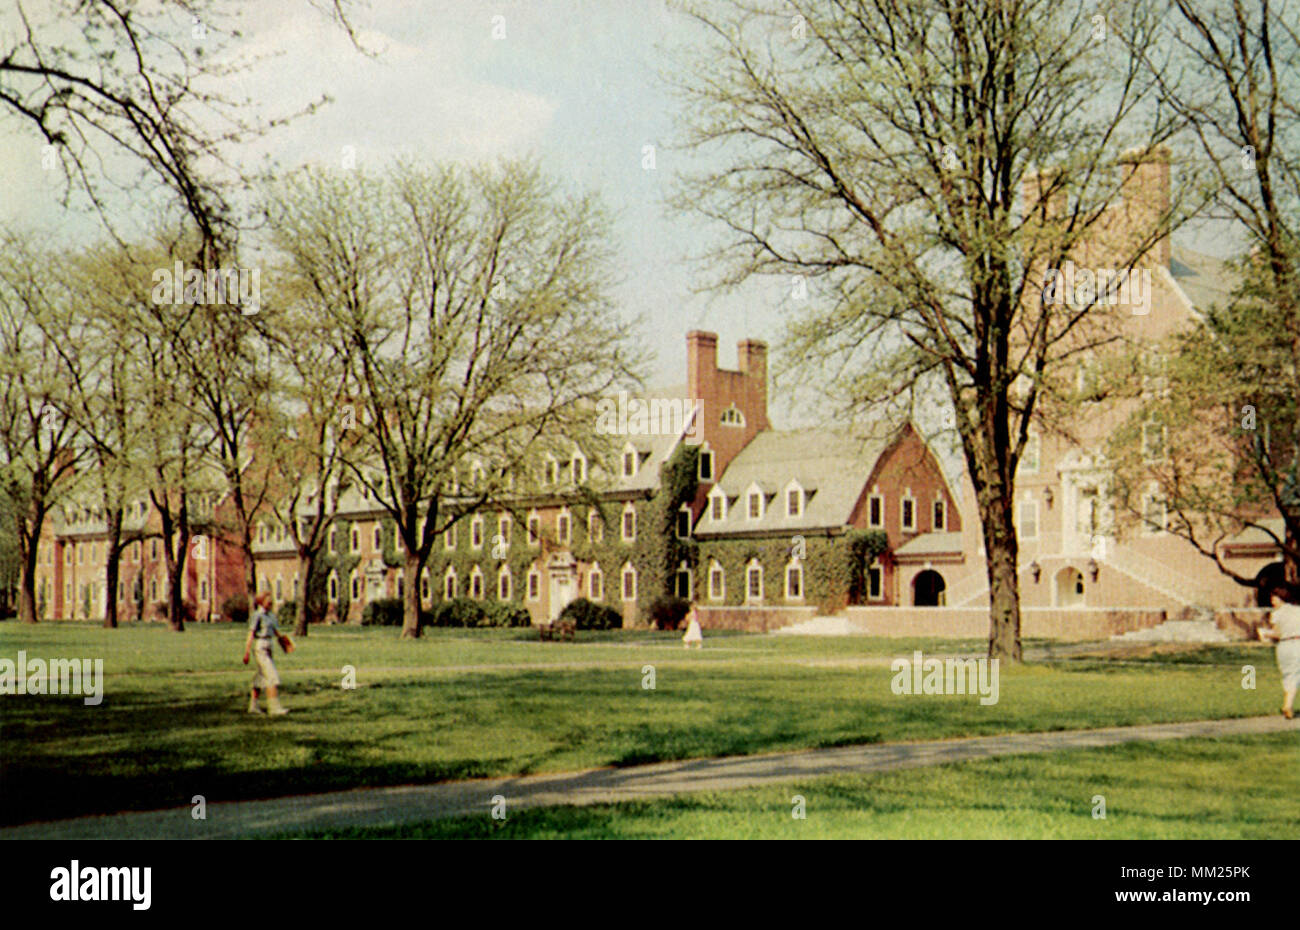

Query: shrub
left=361, top=597, right=405, bottom=626
left=481, top=601, right=532, bottom=628
left=222, top=594, right=249, bottom=625
left=428, top=597, right=487, bottom=628
left=559, top=597, right=623, bottom=630
left=278, top=600, right=298, bottom=625
left=647, top=595, right=690, bottom=631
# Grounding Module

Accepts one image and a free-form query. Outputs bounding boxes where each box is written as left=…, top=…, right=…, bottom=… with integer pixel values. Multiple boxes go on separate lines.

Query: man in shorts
left=243, top=592, right=289, bottom=716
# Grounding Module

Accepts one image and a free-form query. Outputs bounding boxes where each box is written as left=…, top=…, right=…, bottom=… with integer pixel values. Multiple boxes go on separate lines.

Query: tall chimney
left=686, top=330, right=717, bottom=403
left=737, top=338, right=769, bottom=430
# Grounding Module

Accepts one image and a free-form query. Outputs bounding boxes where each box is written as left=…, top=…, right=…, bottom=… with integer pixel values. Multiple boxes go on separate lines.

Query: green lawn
left=0, top=621, right=1289, bottom=827
left=285, top=733, right=1300, bottom=839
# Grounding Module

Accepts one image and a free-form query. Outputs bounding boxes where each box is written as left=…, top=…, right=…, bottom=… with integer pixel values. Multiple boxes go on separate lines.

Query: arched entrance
left=1055, top=567, right=1085, bottom=607
left=913, top=569, right=946, bottom=606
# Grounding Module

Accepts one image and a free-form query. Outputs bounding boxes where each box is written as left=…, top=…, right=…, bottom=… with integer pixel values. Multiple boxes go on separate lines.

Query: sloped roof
left=694, top=428, right=892, bottom=536
left=895, top=531, right=964, bottom=555
left=1169, top=245, right=1235, bottom=316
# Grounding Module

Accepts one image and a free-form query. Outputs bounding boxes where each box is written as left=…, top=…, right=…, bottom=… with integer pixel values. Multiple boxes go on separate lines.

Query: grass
left=0, top=620, right=1290, bottom=827
left=281, top=733, right=1300, bottom=839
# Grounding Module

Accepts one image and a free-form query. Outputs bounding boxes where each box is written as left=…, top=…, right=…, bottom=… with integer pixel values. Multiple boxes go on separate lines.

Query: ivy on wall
left=633, top=444, right=699, bottom=605
left=695, top=528, right=888, bottom=612
left=307, top=516, right=361, bottom=619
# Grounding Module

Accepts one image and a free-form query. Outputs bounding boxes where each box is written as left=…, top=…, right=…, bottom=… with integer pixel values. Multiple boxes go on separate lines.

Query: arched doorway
left=913, top=570, right=946, bottom=606
left=1055, top=567, right=1085, bottom=607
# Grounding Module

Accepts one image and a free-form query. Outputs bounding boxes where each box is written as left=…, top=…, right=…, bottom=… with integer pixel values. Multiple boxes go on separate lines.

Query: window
left=200, top=579, right=208, bottom=601
left=259, top=523, right=268, bottom=543
left=868, top=564, right=883, bottom=601
left=420, top=570, right=430, bottom=601
left=373, top=526, right=382, bottom=550
left=1018, top=498, right=1039, bottom=540
left=708, top=562, right=725, bottom=601
left=528, top=568, right=541, bottom=601
left=274, top=578, right=282, bottom=601
left=444, top=568, right=458, bottom=600
left=622, top=504, right=636, bottom=542
left=622, top=447, right=637, bottom=478
left=674, top=565, right=692, bottom=600
left=329, top=528, right=337, bottom=553
left=571, top=454, right=586, bottom=483
left=351, top=527, right=360, bottom=551
left=785, top=562, right=803, bottom=600
left=698, top=449, right=714, bottom=481
left=709, top=490, right=726, bottom=522
left=546, top=457, right=559, bottom=485
left=527, top=513, right=541, bottom=546
left=78, top=544, right=84, bottom=564
left=1018, top=435, right=1041, bottom=474
left=721, top=405, right=745, bottom=427
left=787, top=487, right=802, bottom=517
left=498, top=566, right=512, bottom=600
left=1142, top=421, right=1167, bottom=463
left=676, top=507, right=691, bottom=539
left=329, top=574, right=338, bottom=600
left=470, top=568, right=484, bottom=600
left=471, top=515, right=484, bottom=549
left=901, top=496, right=916, bottom=531
left=1142, top=487, right=1167, bottom=535
left=444, top=525, right=457, bottom=550
left=498, top=515, right=511, bottom=548
left=622, top=564, right=637, bottom=601
left=397, top=575, right=403, bottom=599
left=556, top=510, right=571, bottom=545
left=588, top=510, right=603, bottom=543
left=150, top=580, right=158, bottom=600
left=589, top=566, right=603, bottom=600
left=351, top=575, right=359, bottom=600
left=292, top=575, right=299, bottom=598
left=747, top=490, right=762, bottom=520
left=746, top=562, right=763, bottom=601
left=933, top=499, right=946, bottom=531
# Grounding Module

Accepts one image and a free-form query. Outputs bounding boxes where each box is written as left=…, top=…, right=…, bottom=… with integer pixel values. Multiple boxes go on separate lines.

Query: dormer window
left=622, top=444, right=638, bottom=479
left=720, top=405, right=746, bottom=427
left=785, top=481, right=804, bottom=518
left=709, top=489, right=727, bottom=522
left=746, top=484, right=764, bottom=521
left=698, top=447, right=714, bottom=482
left=545, top=456, right=559, bottom=485
left=571, top=453, right=587, bottom=484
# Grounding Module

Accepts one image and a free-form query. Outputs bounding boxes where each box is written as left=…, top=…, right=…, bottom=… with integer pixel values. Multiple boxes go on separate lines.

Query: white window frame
left=527, top=510, right=541, bottom=547
left=444, top=524, right=457, bottom=551
left=444, top=566, right=458, bottom=600
left=868, top=563, right=884, bottom=601
left=1018, top=497, right=1039, bottom=541
left=589, top=566, right=603, bottom=601
left=469, top=566, right=485, bottom=600
left=621, top=443, right=638, bottom=479
left=471, top=514, right=485, bottom=550
left=745, top=560, right=764, bottom=603
left=901, top=493, right=916, bottom=532
left=933, top=497, right=946, bottom=531
left=746, top=483, right=764, bottom=521
left=1141, top=485, right=1167, bottom=536
left=785, top=481, right=804, bottom=518
left=527, top=567, right=541, bottom=602
left=784, top=561, right=803, bottom=601
left=708, top=561, right=725, bottom=601
left=1018, top=434, right=1041, bottom=474
left=676, top=504, right=692, bottom=540
left=709, top=487, right=727, bottom=522
left=588, top=510, right=603, bottom=543
left=621, top=563, right=637, bottom=602
left=697, top=446, right=714, bottom=482
left=621, top=502, right=637, bottom=542
left=556, top=508, right=572, bottom=545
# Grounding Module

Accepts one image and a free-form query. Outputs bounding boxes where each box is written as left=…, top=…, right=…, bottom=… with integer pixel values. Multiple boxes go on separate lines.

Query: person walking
left=243, top=592, right=291, bottom=716
left=1259, top=584, right=1300, bottom=720
left=682, top=601, right=704, bottom=649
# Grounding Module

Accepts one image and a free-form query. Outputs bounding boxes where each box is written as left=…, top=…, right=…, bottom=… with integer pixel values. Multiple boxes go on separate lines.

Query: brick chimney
left=737, top=339, right=769, bottom=431
left=1117, top=145, right=1171, bottom=269
left=686, top=330, right=718, bottom=403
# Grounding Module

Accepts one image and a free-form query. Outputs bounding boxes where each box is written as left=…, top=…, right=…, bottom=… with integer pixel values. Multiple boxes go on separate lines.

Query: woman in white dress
left=1258, top=585, right=1300, bottom=720
left=682, top=602, right=704, bottom=649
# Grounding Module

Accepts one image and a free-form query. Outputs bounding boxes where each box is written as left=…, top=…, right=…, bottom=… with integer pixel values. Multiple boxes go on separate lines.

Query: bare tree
left=267, top=160, right=640, bottom=637
left=671, top=0, right=1188, bottom=659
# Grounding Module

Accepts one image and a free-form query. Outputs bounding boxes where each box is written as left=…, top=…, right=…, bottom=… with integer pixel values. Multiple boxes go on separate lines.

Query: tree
left=1108, top=0, right=1300, bottom=597
left=0, top=231, right=87, bottom=623
left=672, top=0, right=1187, bottom=660
left=267, top=160, right=640, bottom=637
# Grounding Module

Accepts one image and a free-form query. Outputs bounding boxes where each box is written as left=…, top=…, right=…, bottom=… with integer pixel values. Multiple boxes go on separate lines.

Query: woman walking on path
left=1259, top=585, right=1300, bottom=720
left=682, top=601, right=704, bottom=649
left=243, top=592, right=291, bottom=716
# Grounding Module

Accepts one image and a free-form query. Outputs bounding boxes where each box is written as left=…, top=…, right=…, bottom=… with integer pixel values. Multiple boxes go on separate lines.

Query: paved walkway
left=3, top=715, right=1293, bottom=840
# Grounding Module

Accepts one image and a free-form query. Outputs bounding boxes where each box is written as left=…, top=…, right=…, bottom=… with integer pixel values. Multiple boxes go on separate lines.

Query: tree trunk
left=294, top=551, right=313, bottom=637
left=17, top=555, right=37, bottom=624
left=977, top=479, right=1023, bottom=662
left=103, top=508, right=122, bottom=629
left=1284, top=518, right=1300, bottom=596
left=400, top=552, right=421, bottom=639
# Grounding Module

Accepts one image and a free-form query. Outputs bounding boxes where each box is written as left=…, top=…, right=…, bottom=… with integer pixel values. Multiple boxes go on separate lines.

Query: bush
left=647, top=595, right=690, bottom=631
left=222, top=594, right=249, bottom=625
left=278, top=600, right=298, bottom=625
left=559, top=598, right=623, bottom=631
left=427, top=597, right=487, bottom=628
left=481, top=601, right=532, bottom=628
left=361, top=597, right=405, bottom=626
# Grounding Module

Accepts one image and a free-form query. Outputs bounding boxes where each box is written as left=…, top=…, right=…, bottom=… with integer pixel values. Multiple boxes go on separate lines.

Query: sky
left=0, top=0, right=784, bottom=418
left=0, top=0, right=1240, bottom=435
